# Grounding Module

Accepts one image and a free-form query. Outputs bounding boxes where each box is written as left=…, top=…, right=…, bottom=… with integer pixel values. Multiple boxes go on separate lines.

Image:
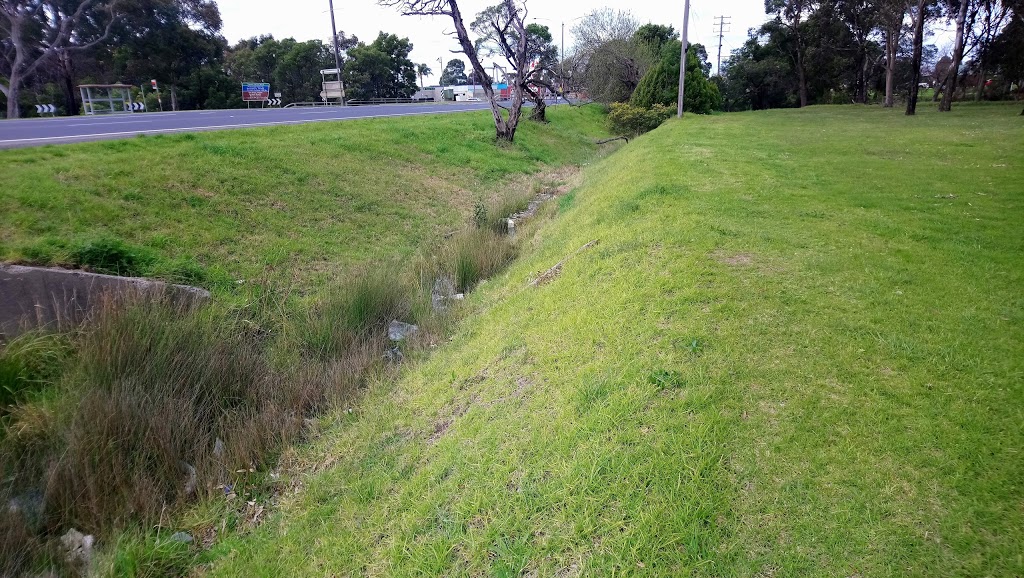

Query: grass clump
left=101, top=532, right=195, bottom=578
left=0, top=333, right=70, bottom=409
left=448, top=229, right=518, bottom=292
left=69, top=237, right=156, bottom=277
left=301, top=267, right=422, bottom=361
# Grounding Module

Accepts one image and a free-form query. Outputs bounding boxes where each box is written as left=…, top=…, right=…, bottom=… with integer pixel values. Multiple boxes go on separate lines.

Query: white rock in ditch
left=431, top=276, right=457, bottom=311
left=388, top=320, right=419, bottom=341
left=170, top=531, right=194, bottom=544
left=60, top=528, right=95, bottom=565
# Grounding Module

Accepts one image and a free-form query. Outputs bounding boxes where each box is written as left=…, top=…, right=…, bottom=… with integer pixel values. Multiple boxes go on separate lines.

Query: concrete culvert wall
left=0, top=264, right=210, bottom=340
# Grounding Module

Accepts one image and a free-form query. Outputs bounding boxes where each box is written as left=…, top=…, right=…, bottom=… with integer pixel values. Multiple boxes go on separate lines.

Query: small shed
left=79, top=84, right=136, bottom=115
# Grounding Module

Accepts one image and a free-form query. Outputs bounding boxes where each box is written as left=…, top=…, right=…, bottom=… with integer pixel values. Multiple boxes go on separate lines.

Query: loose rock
left=170, top=531, right=194, bottom=544
left=431, top=276, right=458, bottom=311
left=388, top=320, right=419, bottom=341
left=60, top=528, right=95, bottom=566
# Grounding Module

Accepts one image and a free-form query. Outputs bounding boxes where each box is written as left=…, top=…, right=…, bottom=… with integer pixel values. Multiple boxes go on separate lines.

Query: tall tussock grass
left=448, top=229, right=518, bottom=292
left=0, top=187, right=538, bottom=575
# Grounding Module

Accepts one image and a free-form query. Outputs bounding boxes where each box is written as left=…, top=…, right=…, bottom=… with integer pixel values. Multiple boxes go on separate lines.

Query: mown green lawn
left=0, top=106, right=608, bottom=291
left=199, top=103, right=1023, bottom=577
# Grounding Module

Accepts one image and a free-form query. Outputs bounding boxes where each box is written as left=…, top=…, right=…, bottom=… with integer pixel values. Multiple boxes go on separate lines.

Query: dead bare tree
left=472, top=7, right=570, bottom=123
left=380, top=0, right=529, bottom=142
left=0, top=0, right=119, bottom=119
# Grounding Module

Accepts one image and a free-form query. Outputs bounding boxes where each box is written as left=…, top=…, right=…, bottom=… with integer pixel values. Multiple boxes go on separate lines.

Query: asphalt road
left=0, top=102, right=501, bottom=149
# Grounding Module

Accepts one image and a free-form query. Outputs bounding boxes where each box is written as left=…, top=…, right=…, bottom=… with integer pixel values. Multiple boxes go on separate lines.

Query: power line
left=713, top=15, right=731, bottom=75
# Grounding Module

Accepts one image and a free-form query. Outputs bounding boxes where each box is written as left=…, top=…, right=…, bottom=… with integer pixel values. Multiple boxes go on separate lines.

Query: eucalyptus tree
left=0, top=0, right=119, bottom=118
left=939, top=0, right=972, bottom=111
left=877, top=0, right=907, bottom=106
left=765, top=0, right=817, bottom=107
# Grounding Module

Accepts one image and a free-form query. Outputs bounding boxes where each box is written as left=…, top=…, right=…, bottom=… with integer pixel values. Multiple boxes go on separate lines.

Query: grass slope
left=202, top=103, right=1018, bottom=576
left=0, top=106, right=608, bottom=291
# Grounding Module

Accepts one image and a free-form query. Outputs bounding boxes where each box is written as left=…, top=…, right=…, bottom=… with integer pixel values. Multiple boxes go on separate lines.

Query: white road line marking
left=66, top=120, right=154, bottom=127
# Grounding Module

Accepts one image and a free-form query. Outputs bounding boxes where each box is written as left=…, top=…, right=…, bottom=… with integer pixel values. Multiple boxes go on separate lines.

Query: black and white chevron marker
left=265, top=98, right=281, bottom=106
left=130, top=102, right=146, bottom=111
left=35, top=104, right=56, bottom=114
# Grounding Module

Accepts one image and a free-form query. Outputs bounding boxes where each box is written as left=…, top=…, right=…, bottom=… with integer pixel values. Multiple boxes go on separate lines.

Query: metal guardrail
left=283, top=101, right=345, bottom=108
left=345, top=97, right=437, bottom=106
left=282, top=96, right=588, bottom=109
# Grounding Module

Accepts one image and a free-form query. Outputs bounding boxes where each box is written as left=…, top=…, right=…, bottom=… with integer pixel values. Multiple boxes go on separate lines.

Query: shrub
left=631, top=41, right=722, bottom=115
left=608, top=102, right=674, bottom=137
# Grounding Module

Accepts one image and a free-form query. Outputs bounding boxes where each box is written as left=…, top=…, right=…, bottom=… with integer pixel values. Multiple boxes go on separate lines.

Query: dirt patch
left=508, top=166, right=583, bottom=224
left=428, top=418, right=453, bottom=444
left=529, top=239, right=599, bottom=287
left=712, top=250, right=755, bottom=266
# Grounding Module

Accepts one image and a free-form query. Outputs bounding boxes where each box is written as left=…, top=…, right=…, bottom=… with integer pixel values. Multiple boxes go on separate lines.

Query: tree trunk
left=906, top=0, right=927, bottom=116
left=59, top=51, right=79, bottom=116
left=796, top=42, right=809, bottom=108
left=444, top=0, right=525, bottom=143
left=975, top=64, right=985, bottom=101
left=6, top=76, right=21, bottom=119
left=526, top=84, right=547, bottom=122
left=940, top=0, right=969, bottom=112
left=884, top=28, right=897, bottom=107
left=171, top=86, right=178, bottom=111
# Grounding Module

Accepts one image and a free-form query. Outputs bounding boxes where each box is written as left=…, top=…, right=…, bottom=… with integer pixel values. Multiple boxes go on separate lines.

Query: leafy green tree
left=275, top=39, right=333, bottom=102
left=1, top=0, right=119, bottom=118
left=344, top=32, right=417, bottom=99
left=765, top=0, right=816, bottom=107
left=720, top=30, right=798, bottom=110
left=108, top=0, right=226, bottom=111
left=571, top=8, right=647, bottom=103
left=439, top=58, right=468, bottom=85
left=631, top=41, right=721, bottom=114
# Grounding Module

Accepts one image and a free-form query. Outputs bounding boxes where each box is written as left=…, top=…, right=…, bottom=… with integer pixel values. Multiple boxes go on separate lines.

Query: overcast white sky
left=217, top=0, right=773, bottom=82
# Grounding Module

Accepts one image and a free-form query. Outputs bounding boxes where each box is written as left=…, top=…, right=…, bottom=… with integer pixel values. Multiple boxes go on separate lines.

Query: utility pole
left=677, top=0, right=691, bottom=118
left=560, top=21, right=565, bottom=102
left=327, top=0, right=345, bottom=103
left=713, top=16, right=731, bottom=76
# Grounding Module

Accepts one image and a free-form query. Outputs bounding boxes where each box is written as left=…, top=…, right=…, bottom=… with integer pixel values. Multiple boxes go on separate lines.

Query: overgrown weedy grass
left=201, top=103, right=1023, bottom=577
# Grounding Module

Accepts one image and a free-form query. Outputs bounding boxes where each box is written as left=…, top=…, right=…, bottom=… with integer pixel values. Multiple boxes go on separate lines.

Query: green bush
left=608, top=102, right=675, bottom=137
left=631, top=41, right=722, bottom=115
